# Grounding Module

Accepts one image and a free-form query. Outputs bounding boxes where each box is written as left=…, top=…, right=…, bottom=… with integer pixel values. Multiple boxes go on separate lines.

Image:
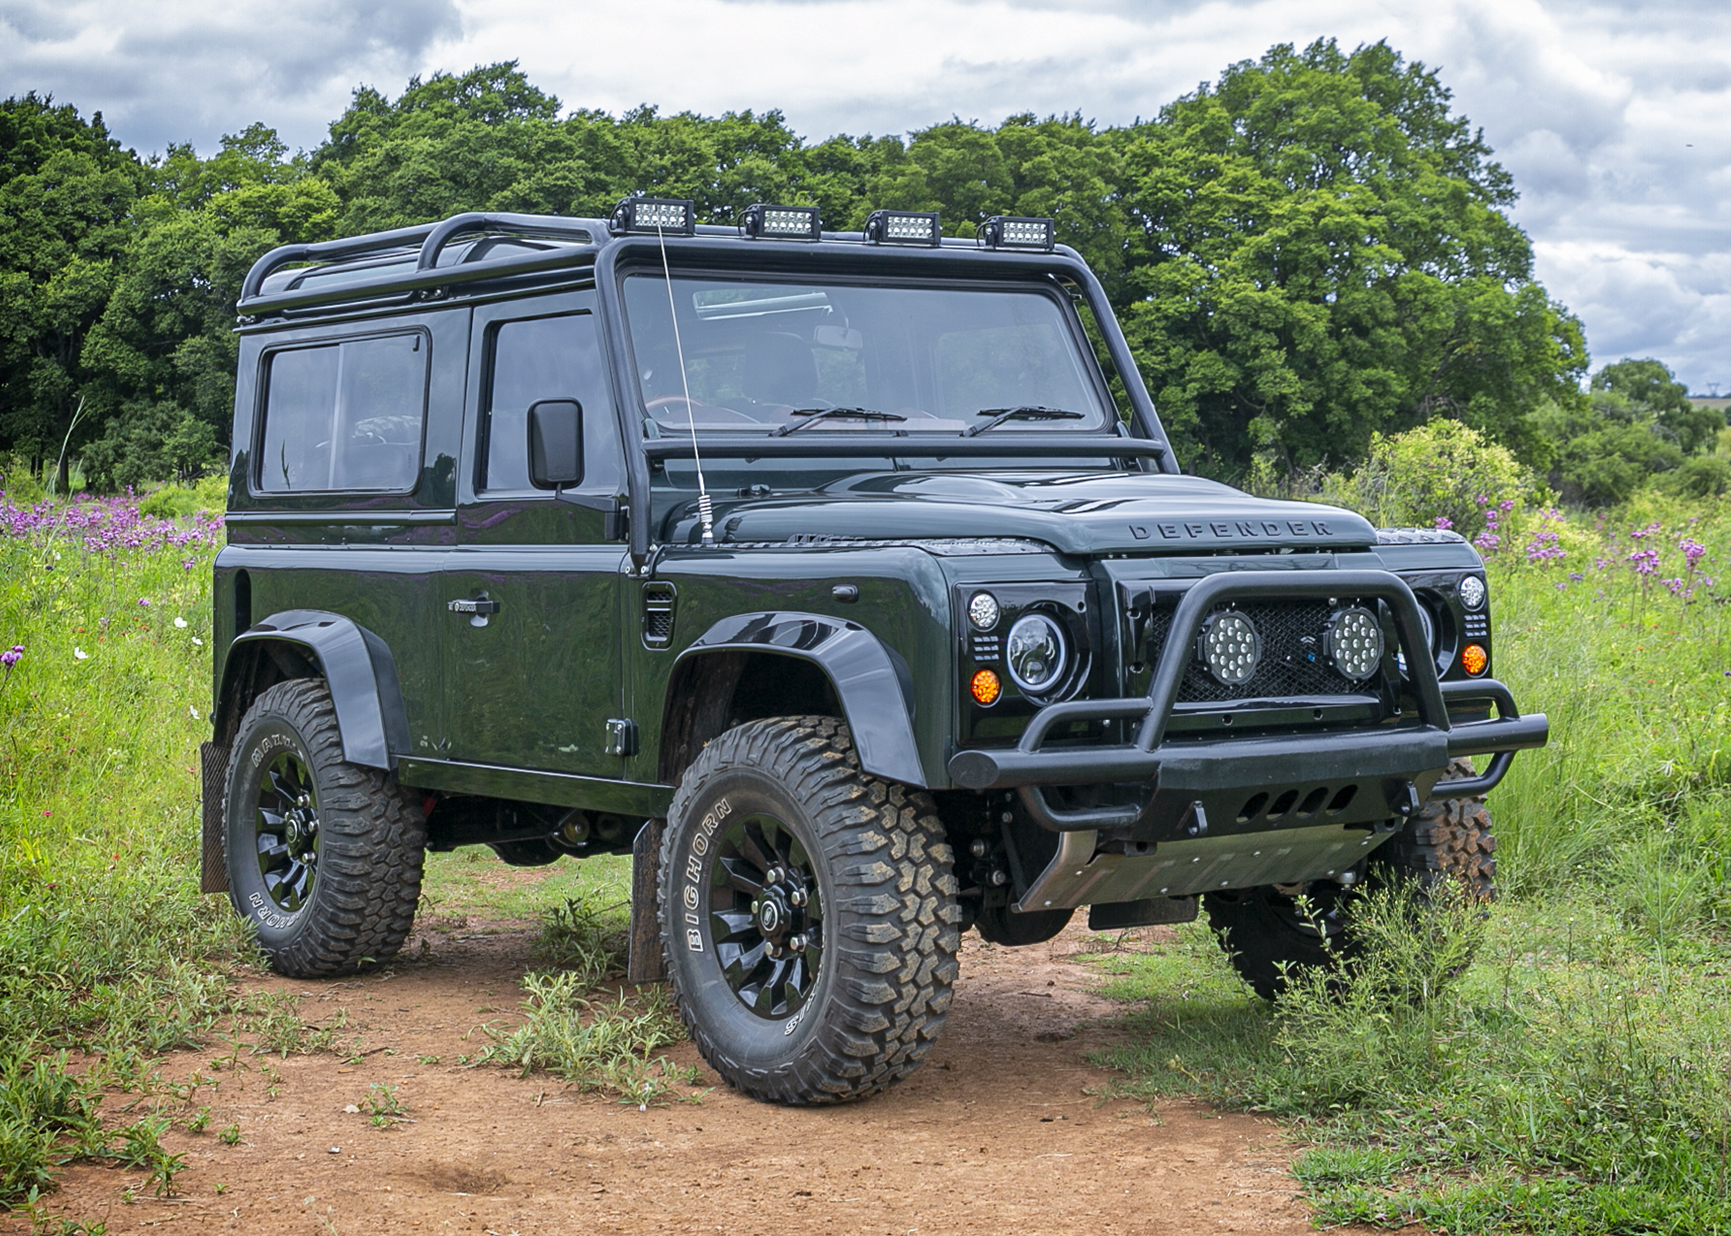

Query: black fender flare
left=673, top=611, right=926, bottom=788
left=217, top=610, right=411, bottom=771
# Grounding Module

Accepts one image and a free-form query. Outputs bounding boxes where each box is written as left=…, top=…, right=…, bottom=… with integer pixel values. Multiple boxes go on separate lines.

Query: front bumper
left=945, top=569, right=1548, bottom=834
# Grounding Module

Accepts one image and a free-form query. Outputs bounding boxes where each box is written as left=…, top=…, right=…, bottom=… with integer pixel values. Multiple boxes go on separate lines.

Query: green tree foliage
left=1113, top=40, right=1587, bottom=477
left=0, top=45, right=1605, bottom=491
left=0, top=93, right=144, bottom=489
left=1535, top=357, right=1726, bottom=506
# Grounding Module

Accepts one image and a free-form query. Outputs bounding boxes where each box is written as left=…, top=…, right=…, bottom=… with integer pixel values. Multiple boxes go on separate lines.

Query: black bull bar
left=945, top=569, right=1549, bottom=832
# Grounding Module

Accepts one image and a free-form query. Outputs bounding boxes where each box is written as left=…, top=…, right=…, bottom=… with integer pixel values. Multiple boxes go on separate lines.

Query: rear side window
left=257, top=334, right=427, bottom=493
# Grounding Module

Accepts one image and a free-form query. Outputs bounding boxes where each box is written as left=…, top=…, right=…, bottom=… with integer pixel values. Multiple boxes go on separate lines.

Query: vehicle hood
left=712, top=471, right=1377, bottom=556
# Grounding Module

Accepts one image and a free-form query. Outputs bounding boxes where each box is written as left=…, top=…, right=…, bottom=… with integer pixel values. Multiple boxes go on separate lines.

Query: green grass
left=1097, top=492, right=1731, bottom=1234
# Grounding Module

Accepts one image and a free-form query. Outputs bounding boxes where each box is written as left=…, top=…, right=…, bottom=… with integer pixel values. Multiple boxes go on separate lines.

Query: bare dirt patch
left=13, top=907, right=1316, bottom=1235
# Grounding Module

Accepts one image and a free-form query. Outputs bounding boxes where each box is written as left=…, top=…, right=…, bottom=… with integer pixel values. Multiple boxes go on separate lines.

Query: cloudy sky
left=3, top=0, right=1727, bottom=393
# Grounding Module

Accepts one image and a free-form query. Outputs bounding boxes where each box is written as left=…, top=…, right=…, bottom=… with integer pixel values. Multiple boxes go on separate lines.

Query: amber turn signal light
left=969, top=668, right=1002, bottom=706
left=1461, top=643, right=1489, bottom=676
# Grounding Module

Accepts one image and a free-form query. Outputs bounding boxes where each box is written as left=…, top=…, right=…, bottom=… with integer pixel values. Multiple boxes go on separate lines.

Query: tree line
left=0, top=39, right=1720, bottom=500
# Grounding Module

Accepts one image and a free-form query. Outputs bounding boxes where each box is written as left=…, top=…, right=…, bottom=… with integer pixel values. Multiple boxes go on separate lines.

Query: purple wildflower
left=1680, top=538, right=1707, bottom=572
left=1, top=644, right=22, bottom=671
left=1629, top=548, right=1660, bottom=577
left=1434, top=516, right=1454, bottom=530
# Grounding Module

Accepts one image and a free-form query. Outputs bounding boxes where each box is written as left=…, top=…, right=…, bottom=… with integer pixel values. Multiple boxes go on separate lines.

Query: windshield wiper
left=775, top=407, right=908, bottom=436
left=965, top=406, right=1085, bottom=436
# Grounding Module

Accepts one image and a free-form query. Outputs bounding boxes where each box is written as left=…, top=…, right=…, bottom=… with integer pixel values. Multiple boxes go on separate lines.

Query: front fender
left=677, top=611, right=926, bottom=788
left=219, top=609, right=411, bottom=771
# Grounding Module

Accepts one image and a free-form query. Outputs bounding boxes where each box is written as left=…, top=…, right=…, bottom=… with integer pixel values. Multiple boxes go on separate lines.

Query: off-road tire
left=1205, top=758, right=1495, bottom=1000
left=660, top=715, right=960, bottom=1104
left=223, top=678, right=425, bottom=978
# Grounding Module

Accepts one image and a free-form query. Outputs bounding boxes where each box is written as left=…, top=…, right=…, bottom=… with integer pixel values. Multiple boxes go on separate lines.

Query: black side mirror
left=528, top=399, right=583, bottom=489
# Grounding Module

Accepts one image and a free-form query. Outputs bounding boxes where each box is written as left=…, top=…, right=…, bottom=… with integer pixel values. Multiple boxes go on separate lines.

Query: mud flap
left=627, top=819, right=667, bottom=984
left=200, top=740, right=229, bottom=894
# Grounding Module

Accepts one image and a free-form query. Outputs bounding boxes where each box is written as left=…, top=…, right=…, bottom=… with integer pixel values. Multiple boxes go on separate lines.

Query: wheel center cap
left=756, top=896, right=784, bottom=935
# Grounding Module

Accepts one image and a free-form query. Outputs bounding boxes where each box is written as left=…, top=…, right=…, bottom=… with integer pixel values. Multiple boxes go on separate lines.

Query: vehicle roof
left=235, top=210, right=1095, bottom=326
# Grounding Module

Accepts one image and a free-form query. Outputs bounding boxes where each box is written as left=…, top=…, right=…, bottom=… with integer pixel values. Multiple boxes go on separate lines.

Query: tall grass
left=0, top=481, right=253, bottom=1206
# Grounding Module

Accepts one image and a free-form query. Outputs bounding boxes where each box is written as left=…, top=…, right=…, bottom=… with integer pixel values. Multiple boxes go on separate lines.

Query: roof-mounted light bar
left=863, top=209, right=941, bottom=247
left=609, top=197, right=696, bottom=237
left=740, top=203, right=821, bottom=241
left=979, top=215, right=1056, bottom=251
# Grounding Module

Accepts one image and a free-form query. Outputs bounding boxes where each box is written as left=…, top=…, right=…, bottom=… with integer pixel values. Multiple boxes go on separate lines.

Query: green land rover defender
left=202, top=201, right=1547, bottom=1104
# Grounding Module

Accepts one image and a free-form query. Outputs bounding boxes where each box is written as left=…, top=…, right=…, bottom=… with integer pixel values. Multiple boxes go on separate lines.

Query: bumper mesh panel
left=1142, top=601, right=1387, bottom=703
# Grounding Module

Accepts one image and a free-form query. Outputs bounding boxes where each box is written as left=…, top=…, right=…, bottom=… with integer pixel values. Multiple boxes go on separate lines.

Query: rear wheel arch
left=215, top=610, right=409, bottom=770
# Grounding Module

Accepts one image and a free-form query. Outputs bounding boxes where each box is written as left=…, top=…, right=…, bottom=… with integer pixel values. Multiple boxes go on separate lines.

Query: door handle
left=447, top=596, right=500, bottom=627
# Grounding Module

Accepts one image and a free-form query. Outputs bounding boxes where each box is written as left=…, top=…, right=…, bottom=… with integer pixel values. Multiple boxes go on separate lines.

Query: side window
left=258, top=334, right=426, bottom=493
left=482, top=313, right=620, bottom=493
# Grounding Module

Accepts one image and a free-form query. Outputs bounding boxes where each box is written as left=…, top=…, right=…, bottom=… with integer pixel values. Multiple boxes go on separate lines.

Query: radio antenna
left=657, top=222, right=713, bottom=546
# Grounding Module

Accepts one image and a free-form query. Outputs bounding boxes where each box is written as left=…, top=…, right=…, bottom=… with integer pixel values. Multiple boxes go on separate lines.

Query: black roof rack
left=238, top=213, right=601, bottom=319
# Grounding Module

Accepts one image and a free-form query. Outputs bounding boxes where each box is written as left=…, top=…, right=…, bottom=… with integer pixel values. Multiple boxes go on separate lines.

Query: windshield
left=621, top=275, right=1112, bottom=436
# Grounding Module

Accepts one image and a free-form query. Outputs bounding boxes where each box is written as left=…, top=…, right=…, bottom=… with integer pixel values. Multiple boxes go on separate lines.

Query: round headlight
left=966, top=591, right=1000, bottom=631
left=1326, top=607, right=1384, bottom=681
left=1199, top=610, right=1261, bottom=686
left=1416, top=603, right=1436, bottom=653
left=1005, top=613, right=1067, bottom=694
left=1458, top=575, right=1487, bottom=611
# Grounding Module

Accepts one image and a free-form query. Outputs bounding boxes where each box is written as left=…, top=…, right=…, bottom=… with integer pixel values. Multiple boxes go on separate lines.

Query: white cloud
left=2, top=0, right=1726, bottom=390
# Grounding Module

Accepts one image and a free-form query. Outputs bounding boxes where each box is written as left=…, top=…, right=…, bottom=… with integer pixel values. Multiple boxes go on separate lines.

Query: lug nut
left=790, top=889, right=807, bottom=907
left=789, top=934, right=808, bottom=951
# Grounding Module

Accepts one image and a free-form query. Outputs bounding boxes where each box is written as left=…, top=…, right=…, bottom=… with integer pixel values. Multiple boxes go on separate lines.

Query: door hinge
left=605, top=718, right=639, bottom=757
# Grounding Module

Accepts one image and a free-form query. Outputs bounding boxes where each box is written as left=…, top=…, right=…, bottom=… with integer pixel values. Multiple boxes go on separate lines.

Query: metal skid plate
left=1013, top=823, right=1392, bottom=913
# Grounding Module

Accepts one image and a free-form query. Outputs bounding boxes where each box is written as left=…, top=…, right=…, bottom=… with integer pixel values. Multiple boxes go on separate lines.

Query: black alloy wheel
left=253, top=748, right=321, bottom=913
left=709, top=813, right=824, bottom=1019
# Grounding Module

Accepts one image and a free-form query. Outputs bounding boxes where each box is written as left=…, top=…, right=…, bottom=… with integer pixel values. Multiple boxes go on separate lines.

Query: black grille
left=1141, top=601, right=1383, bottom=702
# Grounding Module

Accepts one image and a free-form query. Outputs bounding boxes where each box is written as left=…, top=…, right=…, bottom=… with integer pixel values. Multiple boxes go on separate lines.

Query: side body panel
left=624, top=546, right=953, bottom=789
left=213, top=305, right=471, bottom=757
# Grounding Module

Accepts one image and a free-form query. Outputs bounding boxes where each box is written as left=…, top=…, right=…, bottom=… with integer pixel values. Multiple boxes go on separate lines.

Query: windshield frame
left=616, top=267, right=1123, bottom=443
left=591, top=236, right=1179, bottom=561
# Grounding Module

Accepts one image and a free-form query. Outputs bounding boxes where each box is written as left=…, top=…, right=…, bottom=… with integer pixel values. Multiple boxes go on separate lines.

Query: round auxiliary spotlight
left=1198, top=610, right=1262, bottom=686
left=1325, top=606, right=1385, bottom=681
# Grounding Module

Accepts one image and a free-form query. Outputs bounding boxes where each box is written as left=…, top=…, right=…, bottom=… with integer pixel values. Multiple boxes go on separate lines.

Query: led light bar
left=863, top=209, right=941, bottom=246
left=609, top=197, right=696, bottom=237
left=741, top=203, right=821, bottom=240
left=979, top=215, right=1055, bottom=251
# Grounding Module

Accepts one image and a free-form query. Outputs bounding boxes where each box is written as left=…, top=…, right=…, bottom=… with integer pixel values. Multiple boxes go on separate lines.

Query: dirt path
left=16, top=916, right=1317, bottom=1235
